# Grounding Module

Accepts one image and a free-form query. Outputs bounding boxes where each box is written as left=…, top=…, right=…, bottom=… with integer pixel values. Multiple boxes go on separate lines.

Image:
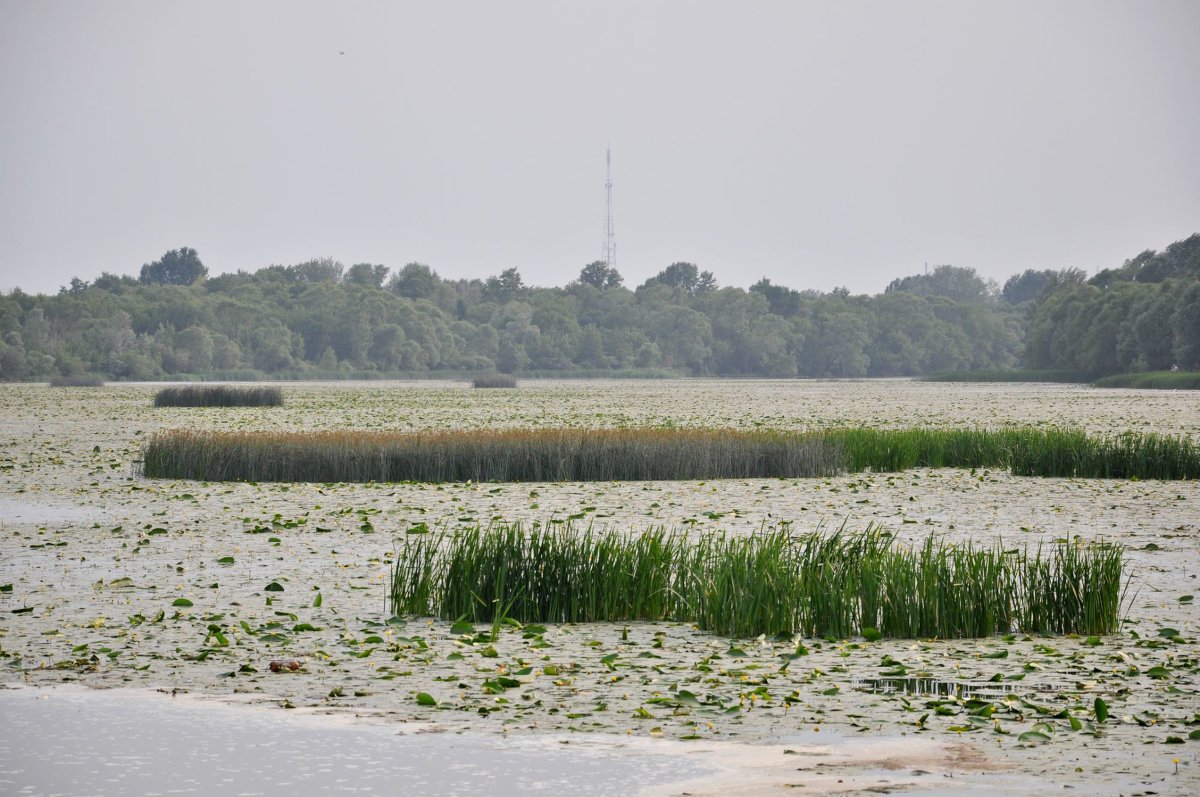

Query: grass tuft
left=389, top=523, right=1125, bottom=638
left=152, top=385, right=284, bottom=408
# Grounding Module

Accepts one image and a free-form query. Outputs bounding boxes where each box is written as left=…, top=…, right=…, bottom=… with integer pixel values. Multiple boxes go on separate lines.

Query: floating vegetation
left=152, top=385, right=284, bottom=408
left=142, top=426, right=1200, bottom=483
left=390, top=523, right=1126, bottom=638
left=471, top=374, right=518, bottom=389
left=48, top=374, right=105, bottom=387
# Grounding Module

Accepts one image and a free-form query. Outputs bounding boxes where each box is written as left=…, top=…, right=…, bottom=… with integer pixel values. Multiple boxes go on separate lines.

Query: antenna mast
left=602, top=147, right=616, bottom=268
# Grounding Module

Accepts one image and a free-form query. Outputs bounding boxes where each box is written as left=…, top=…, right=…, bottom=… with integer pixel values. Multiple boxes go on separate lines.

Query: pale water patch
left=0, top=497, right=106, bottom=525
left=0, top=684, right=1061, bottom=797
left=0, top=684, right=708, bottom=796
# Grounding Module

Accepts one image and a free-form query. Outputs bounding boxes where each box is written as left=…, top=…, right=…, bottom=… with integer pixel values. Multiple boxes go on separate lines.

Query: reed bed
left=48, top=374, right=105, bottom=387
left=152, top=385, right=284, bottom=408
left=389, top=523, right=1125, bottom=638
left=1093, top=371, right=1200, bottom=390
left=922, top=369, right=1090, bottom=383
left=141, top=427, right=844, bottom=482
left=471, top=374, right=518, bottom=388
left=141, top=426, right=1200, bottom=483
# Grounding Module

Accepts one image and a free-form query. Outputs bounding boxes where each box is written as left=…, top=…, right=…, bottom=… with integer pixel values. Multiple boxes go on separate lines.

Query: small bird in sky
left=338, top=50, right=345, bottom=55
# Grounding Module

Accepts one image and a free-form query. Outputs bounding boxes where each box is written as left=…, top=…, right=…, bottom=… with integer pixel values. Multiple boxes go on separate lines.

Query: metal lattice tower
left=601, top=147, right=616, bottom=268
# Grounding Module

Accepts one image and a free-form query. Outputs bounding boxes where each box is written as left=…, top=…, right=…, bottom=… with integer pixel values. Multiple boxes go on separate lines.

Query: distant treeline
left=0, top=234, right=1197, bottom=381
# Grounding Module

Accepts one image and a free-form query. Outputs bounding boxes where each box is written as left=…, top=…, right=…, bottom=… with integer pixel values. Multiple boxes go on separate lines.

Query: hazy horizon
left=3, top=0, right=1198, bottom=296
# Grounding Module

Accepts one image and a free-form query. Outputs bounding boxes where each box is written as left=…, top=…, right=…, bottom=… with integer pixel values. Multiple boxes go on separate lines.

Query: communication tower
left=602, top=148, right=616, bottom=268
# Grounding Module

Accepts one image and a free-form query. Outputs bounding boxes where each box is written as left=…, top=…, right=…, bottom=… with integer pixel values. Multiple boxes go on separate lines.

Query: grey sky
left=1, top=0, right=1197, bottom=296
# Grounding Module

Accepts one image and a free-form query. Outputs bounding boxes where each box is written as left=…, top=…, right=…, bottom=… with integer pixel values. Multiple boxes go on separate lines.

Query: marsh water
left=1, top=381, right=1197, bottom=795
left=0, top=684, right=711, bottom=796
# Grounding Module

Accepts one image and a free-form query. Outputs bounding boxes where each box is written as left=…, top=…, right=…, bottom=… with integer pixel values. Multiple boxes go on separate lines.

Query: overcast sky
left=1, top=0, right=1197, bottom=296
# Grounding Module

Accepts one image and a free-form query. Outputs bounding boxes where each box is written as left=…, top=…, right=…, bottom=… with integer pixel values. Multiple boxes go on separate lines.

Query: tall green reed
left=389, top=522, right=1126, bottom=638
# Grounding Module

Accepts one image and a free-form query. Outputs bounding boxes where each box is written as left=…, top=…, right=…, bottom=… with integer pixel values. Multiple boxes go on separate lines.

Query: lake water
left=0, top=684, right=707, bottom=796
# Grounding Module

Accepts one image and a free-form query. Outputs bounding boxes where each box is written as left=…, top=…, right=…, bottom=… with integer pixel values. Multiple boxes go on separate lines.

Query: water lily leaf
left=1018, top=731, right=1051, bottom=744
left=312, top=592, right=322, bottom=608
left=264, top=582, right=284, bottom=592
left=415, top=692, right=437, bottom=706
left=172, top=598, right=193, bottom=607
left=1094, top=697, right=1109, bottom=722
left=217, top=556, right=235, bottom=565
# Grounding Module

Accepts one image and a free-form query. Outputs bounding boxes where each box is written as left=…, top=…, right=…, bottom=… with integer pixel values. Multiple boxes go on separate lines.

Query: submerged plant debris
left=1, top=380, right=1197, bottom=793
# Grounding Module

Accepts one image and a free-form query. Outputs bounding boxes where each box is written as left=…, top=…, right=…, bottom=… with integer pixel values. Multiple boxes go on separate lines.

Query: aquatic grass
left=390, top=523, right=1126, bottom=638
left=1016, top=538, right=1127, bottom=635
left=152, top=385, right=284, bottom=407
left=142, top=426, right=1200, bottom=483
left=471, top=374, right=518, bottom=389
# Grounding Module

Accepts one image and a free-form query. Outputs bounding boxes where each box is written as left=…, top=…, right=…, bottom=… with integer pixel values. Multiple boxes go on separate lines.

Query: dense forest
left=0, top=234, right=1197, bottom=381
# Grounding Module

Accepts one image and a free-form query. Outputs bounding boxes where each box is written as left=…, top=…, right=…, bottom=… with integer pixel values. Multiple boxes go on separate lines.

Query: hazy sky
left=2, top=0, right=1197, bottom=296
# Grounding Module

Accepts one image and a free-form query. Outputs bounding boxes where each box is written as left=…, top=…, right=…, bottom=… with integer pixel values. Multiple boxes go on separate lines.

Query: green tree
left=344, top=263, right=389, bottom=289
left=578, top=261, right=623, bottom=290
left=287, top=258, right=344, bottom=284
left=484, top=268, right=525, bottom=303
left=388, top=263, right=441, bottom=299
left=139, top=248, right=207, bottom=286
left=886, top=265, right=994, bottom=303
left=1002, top=269, right=1058, bottom=305
left=649, top=262, right=717, bottom=298
left=1171, top=282, right=1200, bottom=369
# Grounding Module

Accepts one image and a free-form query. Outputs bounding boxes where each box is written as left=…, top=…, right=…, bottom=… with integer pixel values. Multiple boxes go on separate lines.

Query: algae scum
left=0, top=380, right=1197, bottom=794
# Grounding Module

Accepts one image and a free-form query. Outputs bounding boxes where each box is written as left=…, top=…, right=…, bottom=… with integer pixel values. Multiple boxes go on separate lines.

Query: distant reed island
left=141, top=426, right=1200, bottom=483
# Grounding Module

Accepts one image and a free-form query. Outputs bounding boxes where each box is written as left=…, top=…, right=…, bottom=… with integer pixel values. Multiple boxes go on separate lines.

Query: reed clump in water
left=142, top=426, right=1200, bottom=483
left=471, top=374, right=518, bottom=388
left=141, top=427, right=844, bottom=482
left=389, top=522, right=1126, bottom=638
left=152, top=385, right=284, bottom=408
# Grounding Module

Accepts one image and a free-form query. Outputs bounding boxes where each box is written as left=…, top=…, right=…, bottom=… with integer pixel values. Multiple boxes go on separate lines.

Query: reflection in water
left=853, top=677, right=1059, bottom=700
